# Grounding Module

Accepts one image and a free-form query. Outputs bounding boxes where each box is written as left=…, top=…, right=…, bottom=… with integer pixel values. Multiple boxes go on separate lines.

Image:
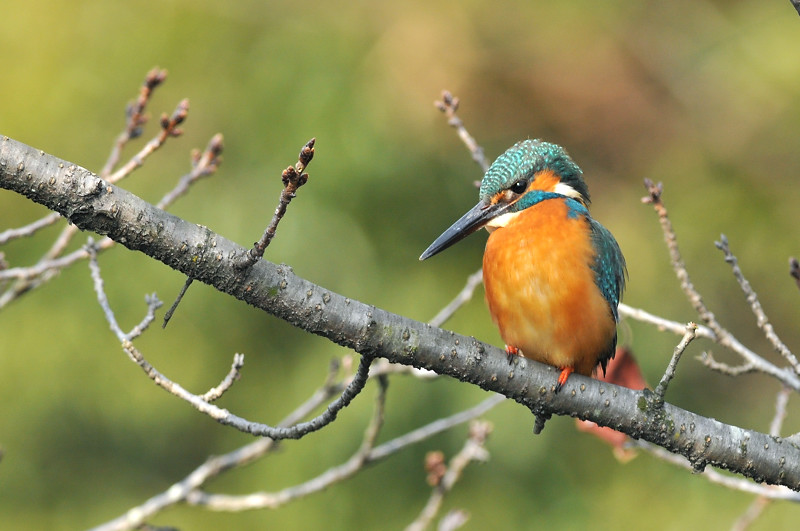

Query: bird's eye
left=509, top=180, right=527, bottom=194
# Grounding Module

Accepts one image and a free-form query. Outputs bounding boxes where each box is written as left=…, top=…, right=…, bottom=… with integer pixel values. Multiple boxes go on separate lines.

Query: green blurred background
left=2, top=0, right=800, bottom=528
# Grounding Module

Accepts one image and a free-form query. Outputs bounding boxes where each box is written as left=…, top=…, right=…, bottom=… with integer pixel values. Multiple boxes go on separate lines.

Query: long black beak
left=419, top=200, right=507, bottom=260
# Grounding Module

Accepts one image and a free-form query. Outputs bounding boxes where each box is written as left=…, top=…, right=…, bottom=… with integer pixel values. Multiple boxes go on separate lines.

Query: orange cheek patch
left=529, top=169, right=560, bottom=192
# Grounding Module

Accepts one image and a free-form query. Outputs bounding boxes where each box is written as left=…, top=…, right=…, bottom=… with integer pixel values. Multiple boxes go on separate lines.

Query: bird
left=420, top=139, right=626, bottom=392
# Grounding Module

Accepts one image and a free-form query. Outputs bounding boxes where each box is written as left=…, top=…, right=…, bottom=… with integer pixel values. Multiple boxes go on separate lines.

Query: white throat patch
left=485, top=211, right=522, bottom=232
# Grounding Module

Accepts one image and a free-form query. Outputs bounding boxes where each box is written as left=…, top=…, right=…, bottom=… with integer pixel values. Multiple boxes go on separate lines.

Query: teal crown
left=479, top=140, right=590, bottom=204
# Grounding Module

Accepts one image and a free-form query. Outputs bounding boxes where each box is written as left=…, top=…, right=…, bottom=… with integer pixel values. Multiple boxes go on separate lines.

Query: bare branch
left=186, top=395, right=501, bottom=514
left=107, top=99, right=189, bottom=184
left=101, top=68, right=168, bottom=178
left=128, top=293, right=163, bottom=340
left=731, top=496, right=772, bottom=531
left=201, top=353, right=245, bottom=402
left=407, top=420, right=491, bottom=531
left=161, top=276, right=193, bottom=328
left=730, top=387, right=790, bottom=531
left=4, top=137, right=800, bottom=491
left=642, top=179, right=800, bottom=390
left=653, top=323, right=697, bottom=402
left=87, top=236, right=374, bottom=437
left=619, top=303, right=712, bottom=338
left=0, top=212, right=61, bottom=245
left=619, top=303, right=799, bottom=388
left=435, top=91, right=489, bottom=173
left=90, top=362, right=351, bottom=531
left=186, top=373, right=391, bottom=512
left=87, top=241, right=130, bottom=342
left=769, top=387, right=792, bottom=438
left=715, top=234, right=800, bottom=373
left=240, top=138, right=314, bottom=267
left=698, top=351, right=757, bottom=377
left=119, top=335, right=373, bottom=438
left=94, top=393, right=503, bottom=529
left=642, top=179, right=721, bottom=331
left=429, top=269, right=484, bottom=328
left=369, top=395, right=504, bottom=461
left=157, top=133, right=224, bottom=209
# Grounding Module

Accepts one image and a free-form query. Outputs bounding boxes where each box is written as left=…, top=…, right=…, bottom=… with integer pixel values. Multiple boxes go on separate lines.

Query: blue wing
left=588, top=218, right=626, bottom=322
left=588, top=217, right=627, bottom=374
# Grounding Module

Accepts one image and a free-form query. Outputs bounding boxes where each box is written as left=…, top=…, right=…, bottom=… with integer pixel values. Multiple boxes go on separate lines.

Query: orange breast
left=482, top=199, right=616, bottom=376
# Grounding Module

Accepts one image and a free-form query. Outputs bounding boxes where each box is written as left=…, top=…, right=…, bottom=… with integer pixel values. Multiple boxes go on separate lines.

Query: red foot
left=505, top=345, right=520, bottom=364
left=554, top=367, right=575, bottom=393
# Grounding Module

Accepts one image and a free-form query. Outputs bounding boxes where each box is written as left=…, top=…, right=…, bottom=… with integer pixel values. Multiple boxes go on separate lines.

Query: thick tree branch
left=2, top=135, right=800, bottom=491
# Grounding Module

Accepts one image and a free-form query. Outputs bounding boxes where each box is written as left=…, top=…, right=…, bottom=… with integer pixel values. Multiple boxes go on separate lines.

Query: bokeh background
left=2, top=0, right=800, bottom=529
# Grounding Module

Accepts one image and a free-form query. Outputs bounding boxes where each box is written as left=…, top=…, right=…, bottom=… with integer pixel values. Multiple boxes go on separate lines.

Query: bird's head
left=420, top=139, right=589, bottom=260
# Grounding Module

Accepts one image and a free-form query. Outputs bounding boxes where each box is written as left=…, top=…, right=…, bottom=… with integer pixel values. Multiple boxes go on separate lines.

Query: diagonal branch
left=3, top=136, right=800, bottom=491
left=641, top=180, right=800, bottom=389
left=435, top=91, right=489, bottom=173
left=715, top=234, right=800, bottom=373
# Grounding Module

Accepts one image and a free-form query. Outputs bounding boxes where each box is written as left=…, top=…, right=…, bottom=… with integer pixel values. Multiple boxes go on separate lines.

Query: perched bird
left=420, top=140, right=626, bottom=392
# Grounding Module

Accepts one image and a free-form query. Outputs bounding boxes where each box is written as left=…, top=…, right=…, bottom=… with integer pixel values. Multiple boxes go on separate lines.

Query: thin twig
left=619, top=303, right=713, bottom=339
left=0, top=212, right=61, bottom=245
left=619, top=303, right=799, bottom=388
left=157, top=133, right=224, bottom=209
left=731, top=496, right=772, bottom=531
left=100, top=68, right=168, bottom=178
left=369, top=395, right=504, bottom=461
left=429, top=269, right=484, bottom=328
left=201, top=353, right=245, bottom=402
left=769, top=387, right=791, bottom=438
left=87, top=242, right=163, bottom=342
left=715, top=235, right=800, bottom=373
left=178, top=395, right=502, bottom=515
left=642, top=180, right=719, bottom=329
left=406, top=420, right=491, bottom=531
left=435, top=91, right=489, bottom=173
left=654, top=323, right=697, bottom=403
left=97, top=395, right=501, bottom=526
left=88, top=241, right=374, bottom=438
left=107, top=99, right=189, bottom=184
left=122, top=337, right=373, bottom=438
left=87, top=241, right=126, bottom=341
left=91, top=360, right=352, bottom=531
left=160, top=134, right=224, bottom=327
left=698, top=351, right=756, bottom=377
left=186, top=371, right=391, bottom=512
left=240, top=138, right=315, bottom=267
left=128, top=293, right=163, bottom=340
left=162, top=277, right=193, bottom=328
left=641, top=180, right=800, bottom=390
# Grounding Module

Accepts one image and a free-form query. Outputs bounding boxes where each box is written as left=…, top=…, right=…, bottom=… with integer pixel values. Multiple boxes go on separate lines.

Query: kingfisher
left=420, top=140, right=626, bottom=392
